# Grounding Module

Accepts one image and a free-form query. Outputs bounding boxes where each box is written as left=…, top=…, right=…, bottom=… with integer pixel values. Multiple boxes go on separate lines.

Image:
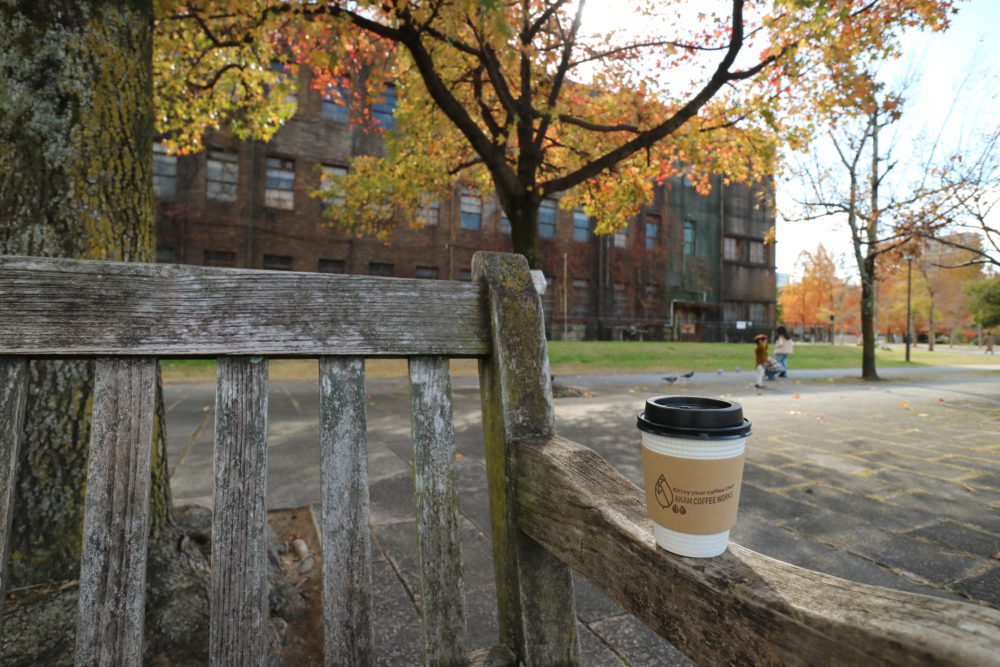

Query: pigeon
left=735, top=365, right=741, bottom=372
left=717, top=368, right=724, bottom=374
left=681, top=371, right=695, bottom=379
left=663, top=375, right=678, bottom=385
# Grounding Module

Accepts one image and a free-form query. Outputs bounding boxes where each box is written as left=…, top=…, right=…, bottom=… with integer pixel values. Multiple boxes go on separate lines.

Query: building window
left=269, top=60, right=297, bottom=105
left=645, top=219, right=659, bottom=250
left=573, top=210, right=589, bottom=242
left=153, top=143, right=176, bottom=198
left=373, top=85, right=397, bottom=129
left=321, top=84, right=350, bottom=123
left=417, top=196, right=440, bottom=226
left=748, top=303, right=767, bottom=323
left=155, top=245, right=176, bottom=263
left=571, top=279, right=589, bottom=317
left=723, top=237, right=737, bottom=261
left=683, top=219, right=696, bottom=256
left=262, top=254, right=293, bottom=271
left=460, top=189, right=481, bottom=230
left=539, top=198, right=557, bottom=238
left=614, top=283, right=627, bottom=317
left=459, top=269, right=472, bottom=281
left=723, top=301, right=742, bottom=322
left=749, top=240, right=766, bottom=264
left=614, top=228, right=627, bottom=248
left=320, top=165, right=347, bottom=209
left=204, top=249, right=236, bottom=267
left=369, top=262, right=393, bottom=276
left=264, top=157, right=295, bottom=210
left=206, top=150, right=238, bottom=202
left=318, top=258, right=346, bottom=273
left=415, top=266, right=439, bottom=279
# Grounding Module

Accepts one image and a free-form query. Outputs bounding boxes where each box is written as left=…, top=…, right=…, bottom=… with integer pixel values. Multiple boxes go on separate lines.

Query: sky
left=774, top=0, right=1000, bottom=279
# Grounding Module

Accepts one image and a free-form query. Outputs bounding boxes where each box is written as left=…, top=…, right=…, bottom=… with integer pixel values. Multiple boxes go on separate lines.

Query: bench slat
left=74, top=358, right=157, bottom=666
left=318, top=356, right=374, bottom=664
left=409, top=356, right=467, bottom=663
left=513, top=434, right=1000, bottom=666
left=472, top=252, right=579, bottom=664
left=211, top=357, right=269, bottom=666
left=0, top=256, right=488, bottom=357
left=0, top=357, right=28, bottom=634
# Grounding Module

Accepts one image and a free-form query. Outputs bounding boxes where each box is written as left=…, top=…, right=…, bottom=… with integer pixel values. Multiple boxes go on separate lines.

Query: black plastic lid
left=637, top=396, right=751, bottom=439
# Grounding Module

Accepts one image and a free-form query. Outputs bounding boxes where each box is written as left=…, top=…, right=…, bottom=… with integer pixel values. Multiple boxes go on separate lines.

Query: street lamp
left=904, top=254, right=914, bottom=362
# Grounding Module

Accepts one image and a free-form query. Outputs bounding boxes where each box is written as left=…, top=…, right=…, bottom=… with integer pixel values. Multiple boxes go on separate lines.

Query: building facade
left=154, top=74, right=776, bottom=341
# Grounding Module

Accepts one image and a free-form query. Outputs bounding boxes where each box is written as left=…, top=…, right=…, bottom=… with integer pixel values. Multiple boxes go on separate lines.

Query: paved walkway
left=164, top=363, right=1000, bottom=665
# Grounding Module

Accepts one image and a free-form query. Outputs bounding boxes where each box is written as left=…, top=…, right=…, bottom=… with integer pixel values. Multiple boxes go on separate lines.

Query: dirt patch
left=268, top=505, right=324, bottom=664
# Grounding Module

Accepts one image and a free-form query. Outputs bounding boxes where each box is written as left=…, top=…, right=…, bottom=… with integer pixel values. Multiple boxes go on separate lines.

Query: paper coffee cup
left=637, top=396, right=751, bottom=558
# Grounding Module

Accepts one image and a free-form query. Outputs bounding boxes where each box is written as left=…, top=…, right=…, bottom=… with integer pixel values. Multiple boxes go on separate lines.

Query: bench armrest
left=511, top=435, right=1000, bottom=665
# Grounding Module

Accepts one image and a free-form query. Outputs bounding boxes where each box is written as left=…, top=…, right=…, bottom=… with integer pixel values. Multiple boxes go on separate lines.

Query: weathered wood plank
left=74, top=357, right=157, bottom=666
left=0, top=357, right=27, bottom=632
left=471, top=252, right=579, bottom=665
left=318, top=356, right=374, bottom=665
left=0, top=255, right=488, bottom=357
left=408, top=356, right=467, bottom=664
left=211, top=357, right=269, bottom=666
left=513, top=434, right=1000, bottom=666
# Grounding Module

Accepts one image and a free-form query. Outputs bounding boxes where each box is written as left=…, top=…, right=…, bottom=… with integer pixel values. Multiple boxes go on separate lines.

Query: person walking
left=985, top=331, right=995, bottom=355
left=774, top=325, right=793, bottom=377
left=754, top=334, right=771, bottom=388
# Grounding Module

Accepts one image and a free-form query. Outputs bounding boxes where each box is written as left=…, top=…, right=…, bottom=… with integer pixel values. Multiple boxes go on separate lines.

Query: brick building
left=154, top=74, right=776, bottom=342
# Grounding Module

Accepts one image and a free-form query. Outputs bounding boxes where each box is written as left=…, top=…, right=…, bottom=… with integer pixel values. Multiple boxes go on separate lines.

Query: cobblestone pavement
left=165, top=364, right=1000, bottom=665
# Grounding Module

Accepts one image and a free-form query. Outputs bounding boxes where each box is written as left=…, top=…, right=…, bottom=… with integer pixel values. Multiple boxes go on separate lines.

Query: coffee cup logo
left=654, top=474, right=673, bottom=509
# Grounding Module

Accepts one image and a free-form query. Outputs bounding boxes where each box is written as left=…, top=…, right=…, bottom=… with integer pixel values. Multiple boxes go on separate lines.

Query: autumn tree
left=155, top=0, right=957, bottom=268
left=912, top=237, right=983, bottom=348
left=964, top=276, right=1000, bottom=329
left=779, top=244, right=845, bottom=327
left=788, top=69, right=965, bottom=380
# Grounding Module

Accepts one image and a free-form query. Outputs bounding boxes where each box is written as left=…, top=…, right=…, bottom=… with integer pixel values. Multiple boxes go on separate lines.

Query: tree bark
left=505, top=195, right=542, bottom=269
left=859, top=256, right=879, bottom=381
left=0, top=0, right=170, bottom=586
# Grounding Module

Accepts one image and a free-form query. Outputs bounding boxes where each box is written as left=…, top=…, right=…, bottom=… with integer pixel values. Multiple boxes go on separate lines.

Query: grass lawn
left=161, top=342, right=997, bottom=383
left=546, top=341, right=1000, bottom=375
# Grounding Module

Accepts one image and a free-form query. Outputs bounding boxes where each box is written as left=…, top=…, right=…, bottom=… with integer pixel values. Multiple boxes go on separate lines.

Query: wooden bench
left=1, top=251, right=998, bottom=665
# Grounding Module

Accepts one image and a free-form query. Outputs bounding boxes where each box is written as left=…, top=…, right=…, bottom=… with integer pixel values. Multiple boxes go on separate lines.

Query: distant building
left=154, top=72, right=776, bottom=341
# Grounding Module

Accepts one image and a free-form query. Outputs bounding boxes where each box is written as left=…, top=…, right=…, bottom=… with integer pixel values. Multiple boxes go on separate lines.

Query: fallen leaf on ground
left=793, top=393, right=801, bottom=399
left=455, top=453, right=464, bottom=460
left=993, top=552, right=1000, bottom=561
left=918, top=413, right=929, bottom=417
left=939, top=398, right=945, bottom=402
left=960, top=483, right=976, bottom=493
left=899, top=402, right=910, bottom=409
left=789, top=410, right=803, bottom=415
left=816, top=416, right=825, bottom=422
left=583, top=392, right=591, bottom=398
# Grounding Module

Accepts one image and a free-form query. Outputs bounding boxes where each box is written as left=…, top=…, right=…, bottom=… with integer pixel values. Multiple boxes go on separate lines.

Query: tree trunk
left=0, top=0, right=170, bottom=586
left=859, top=256, right=879, bottom=381
left=500, top=190, right=542, bottom=269
left=927, top=295, right=936, bottom=351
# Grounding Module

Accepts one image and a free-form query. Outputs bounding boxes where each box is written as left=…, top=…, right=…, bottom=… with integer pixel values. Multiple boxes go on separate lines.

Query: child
left=774, top=325, right=793, bottom=376
left=753, top=334, right=774, bottom=388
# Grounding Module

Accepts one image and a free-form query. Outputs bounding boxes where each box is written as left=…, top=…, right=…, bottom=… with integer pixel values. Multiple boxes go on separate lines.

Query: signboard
left=529, top=269, right=547, bottom=295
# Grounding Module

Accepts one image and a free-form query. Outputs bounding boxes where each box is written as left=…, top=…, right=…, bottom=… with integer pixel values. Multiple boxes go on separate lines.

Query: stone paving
left=164, top=363, right=1000, bottom=665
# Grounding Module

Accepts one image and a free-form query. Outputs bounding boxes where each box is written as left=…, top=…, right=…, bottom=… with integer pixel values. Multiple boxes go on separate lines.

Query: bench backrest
left=3, top=251, right=999, bottom=666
